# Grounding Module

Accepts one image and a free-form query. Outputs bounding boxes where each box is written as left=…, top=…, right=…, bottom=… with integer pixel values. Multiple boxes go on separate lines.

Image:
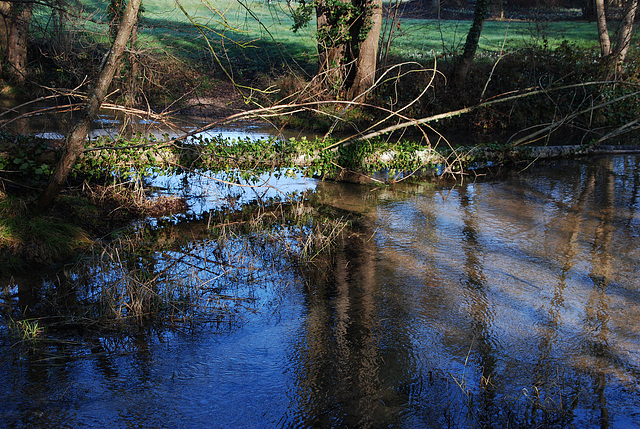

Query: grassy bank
left=0, top=183, right=188, bottom=271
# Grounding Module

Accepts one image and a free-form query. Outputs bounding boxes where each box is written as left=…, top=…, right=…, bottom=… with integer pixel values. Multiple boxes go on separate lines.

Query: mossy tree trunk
left=316, top=0, right=382, bottom=98
left=36, top=0, right=143, bottom=211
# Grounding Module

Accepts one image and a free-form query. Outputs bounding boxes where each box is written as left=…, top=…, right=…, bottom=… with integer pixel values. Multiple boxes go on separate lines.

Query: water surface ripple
left=2, top=155, right=640, bottom=428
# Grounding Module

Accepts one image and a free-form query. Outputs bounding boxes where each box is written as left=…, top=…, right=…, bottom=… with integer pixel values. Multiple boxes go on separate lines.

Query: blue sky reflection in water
left=2, top=155, right=640, bottom=428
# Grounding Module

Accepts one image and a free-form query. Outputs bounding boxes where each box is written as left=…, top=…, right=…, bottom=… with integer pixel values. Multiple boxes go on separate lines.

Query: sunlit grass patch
left=388, top=18, right=600, bottom=60
left=0, top=193, right=93, bottom=270
left=7, top=317, right=44, bottom=343
left=65, top=0, right=606, bottom=78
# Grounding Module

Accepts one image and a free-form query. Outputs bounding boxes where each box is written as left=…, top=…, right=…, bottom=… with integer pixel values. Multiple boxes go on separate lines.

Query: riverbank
left=0, top=183, right=188, bottom=271
left=2, top=122, right=639, bottom=273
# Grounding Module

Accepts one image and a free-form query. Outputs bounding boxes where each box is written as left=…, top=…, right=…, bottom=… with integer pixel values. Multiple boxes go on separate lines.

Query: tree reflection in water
left=2, top=155, right=640, bottom=428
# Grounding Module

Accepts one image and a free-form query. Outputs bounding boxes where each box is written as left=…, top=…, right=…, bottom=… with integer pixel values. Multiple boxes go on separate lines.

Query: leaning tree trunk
left=348, top=0, right=382, bottom=99
left=6, top=0, right=33, bottom=82
left=451, top=0, right=490, bottom=86
left=610, top=0, right=638, bottom=72
left=36, top=0, right=143, bottom=211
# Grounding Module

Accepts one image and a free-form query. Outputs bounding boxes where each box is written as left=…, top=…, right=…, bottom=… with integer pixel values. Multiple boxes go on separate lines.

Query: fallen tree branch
left=346, top=81, right=640, bottom=144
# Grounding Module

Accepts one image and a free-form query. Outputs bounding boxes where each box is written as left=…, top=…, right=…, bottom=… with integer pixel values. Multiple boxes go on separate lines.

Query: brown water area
left=1, top=154, right=639, bottom=428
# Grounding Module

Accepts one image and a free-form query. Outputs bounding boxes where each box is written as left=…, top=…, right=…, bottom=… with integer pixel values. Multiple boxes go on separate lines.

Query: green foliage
left=291, top=0, right=315, bottom=32
left=7, top=317, right=44, bottom=344
left=598, top=84, right=640, bottom=125
left=68, top=132, right=441, bottom=184
left=0, top=133, right=55, bottom=182
left=316, top=0, right=369, bottom=46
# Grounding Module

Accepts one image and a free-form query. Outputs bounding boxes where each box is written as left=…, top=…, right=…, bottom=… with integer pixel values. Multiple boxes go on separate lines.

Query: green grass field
left=392, top=19, right=601, bottom=60
left=39, top=0, right=605, bottom=75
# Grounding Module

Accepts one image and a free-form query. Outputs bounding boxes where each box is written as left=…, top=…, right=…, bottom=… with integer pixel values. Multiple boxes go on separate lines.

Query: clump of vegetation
left=6, top=317, right=44, bottom=344
left=0, top=190, right=93, bottom=270
left=0, top=177, right=188, bottom=271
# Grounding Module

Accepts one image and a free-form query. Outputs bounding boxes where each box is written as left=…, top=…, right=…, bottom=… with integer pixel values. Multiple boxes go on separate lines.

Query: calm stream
left=1, top=152, right=640, bottom=428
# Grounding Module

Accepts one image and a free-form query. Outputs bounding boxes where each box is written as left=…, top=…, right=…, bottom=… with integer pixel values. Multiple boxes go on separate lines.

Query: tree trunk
left=0, top=2, right=8, bottom=79
left=52, top=0, right=70, bottom=53
left=595, top=0, right=637, bottom=77
left=348, top=0, right=382, bottom=98
left=451, top=0, right=490, bottom=86
left=583, top=0, right=596, bottom=20
left=0, top=2, right=9, bottom=53
left=316, top=0, right=349, bottom=91
left=36, top=0, right=143, bottom=211
left=122, top=21, right=139, bottom=136
left=125, top=22, right=139, bottom=107
left=611, top=0, right=638, bottom=70
left=316, top=0, right=382, bottom=97
left=6, top=0, right=32, bottom=82
left=595, top=0, right=611, bottom=56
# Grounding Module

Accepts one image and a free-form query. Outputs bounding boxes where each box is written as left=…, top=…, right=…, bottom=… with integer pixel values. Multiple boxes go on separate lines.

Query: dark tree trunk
left=451, top=0, right=490, bottom=86
left=0, top=2, right=9, bottom=78
left=52, top=0, right=70, bottom=53
left=6, top=0, right=32, bottom=82
left=583, top=0, right=596, bottom=20
left=36, top=0, right=143, bottom=211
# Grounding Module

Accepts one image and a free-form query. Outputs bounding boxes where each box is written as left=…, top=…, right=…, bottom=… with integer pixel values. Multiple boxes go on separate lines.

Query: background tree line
left=2, top=0, right=637, bottom=92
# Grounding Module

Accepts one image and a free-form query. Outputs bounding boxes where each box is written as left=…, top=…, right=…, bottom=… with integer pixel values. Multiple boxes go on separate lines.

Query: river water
left=1, top=151, right=640, bottom=427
